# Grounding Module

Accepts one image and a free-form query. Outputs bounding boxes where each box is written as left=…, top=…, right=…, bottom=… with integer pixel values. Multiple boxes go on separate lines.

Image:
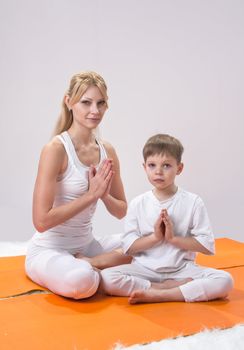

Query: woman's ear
left=177, top=162, right=184, bottom=175
left=64, top=95, right=71, bottom=110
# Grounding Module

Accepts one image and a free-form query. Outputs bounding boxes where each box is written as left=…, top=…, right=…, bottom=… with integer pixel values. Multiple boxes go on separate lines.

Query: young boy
left=101, top=134, right=233, bottom=304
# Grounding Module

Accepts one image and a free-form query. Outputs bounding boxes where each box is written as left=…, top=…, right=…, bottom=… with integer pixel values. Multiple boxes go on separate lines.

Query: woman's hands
left=87, top=159, right=114, bottom=201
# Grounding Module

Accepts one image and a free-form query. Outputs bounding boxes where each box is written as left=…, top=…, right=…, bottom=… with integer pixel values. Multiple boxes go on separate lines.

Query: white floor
left=1, top=241, right=243, bottom=350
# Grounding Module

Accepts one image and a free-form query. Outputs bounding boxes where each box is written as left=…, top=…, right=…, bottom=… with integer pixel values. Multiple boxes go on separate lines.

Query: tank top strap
left=56, top=131, right=76, bottom=166
left=95, top=138, right=108, bottom=161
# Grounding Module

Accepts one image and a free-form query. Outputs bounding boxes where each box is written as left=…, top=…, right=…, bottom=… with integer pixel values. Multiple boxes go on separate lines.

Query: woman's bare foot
left=75, top=251, right=132, bottom=269
left=74, top=253, right=92, bottom=264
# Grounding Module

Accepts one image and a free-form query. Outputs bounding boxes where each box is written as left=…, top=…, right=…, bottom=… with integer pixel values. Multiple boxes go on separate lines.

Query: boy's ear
left=177, top=162, right=184, bottom=175
left=142, top=163, right=146, bottom=170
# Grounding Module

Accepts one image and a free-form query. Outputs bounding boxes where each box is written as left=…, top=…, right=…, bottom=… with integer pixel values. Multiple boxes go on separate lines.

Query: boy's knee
left=207, top=270, right=234, bottom=300
left=63, top=268, right=100, bottom=299
left=218, top=271, right=234, bottom=297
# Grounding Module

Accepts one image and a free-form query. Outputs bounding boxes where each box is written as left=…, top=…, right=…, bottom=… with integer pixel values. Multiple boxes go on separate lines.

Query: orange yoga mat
left=196, top=238, right=244, bottom=268
left=0, top=238, right=243, bottom=298
left=0, top=266, right=244, bottom=350
left=0, top=238, right=244, bottom=349
left=0, top=256, right=46, bottom=298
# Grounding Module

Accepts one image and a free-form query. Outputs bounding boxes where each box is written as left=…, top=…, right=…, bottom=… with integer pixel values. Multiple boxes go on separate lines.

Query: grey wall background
left=0, top=0, right=243, bottom=242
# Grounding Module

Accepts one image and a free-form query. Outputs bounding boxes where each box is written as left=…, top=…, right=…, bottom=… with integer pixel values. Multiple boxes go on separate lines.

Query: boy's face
left=143, top=153, right=183, bottom=192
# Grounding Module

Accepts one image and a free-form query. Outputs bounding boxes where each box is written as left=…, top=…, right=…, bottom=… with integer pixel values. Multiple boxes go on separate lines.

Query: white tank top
left=32, top=131, right=108, bottom=249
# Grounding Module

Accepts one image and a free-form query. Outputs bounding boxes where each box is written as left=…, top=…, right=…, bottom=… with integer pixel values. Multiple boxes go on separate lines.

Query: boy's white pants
left=101, top=261, right=234, bottom=302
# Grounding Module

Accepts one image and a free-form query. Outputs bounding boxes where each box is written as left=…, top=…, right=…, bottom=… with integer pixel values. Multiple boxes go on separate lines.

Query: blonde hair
left=53, top=71, right=108, bottom=135
left=143, top=134, right=184, bottom=164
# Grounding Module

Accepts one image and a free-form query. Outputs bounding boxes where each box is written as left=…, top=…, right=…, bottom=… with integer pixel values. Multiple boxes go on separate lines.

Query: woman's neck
left=67, top=125, right=95, bottom=146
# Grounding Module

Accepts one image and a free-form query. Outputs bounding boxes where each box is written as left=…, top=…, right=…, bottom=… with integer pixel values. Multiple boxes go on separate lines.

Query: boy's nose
left=155, top=167, right=163, bottom=174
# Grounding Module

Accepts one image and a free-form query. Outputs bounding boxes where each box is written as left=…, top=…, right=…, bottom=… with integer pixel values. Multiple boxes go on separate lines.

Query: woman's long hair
left=53, top=71, right=108, bottom=135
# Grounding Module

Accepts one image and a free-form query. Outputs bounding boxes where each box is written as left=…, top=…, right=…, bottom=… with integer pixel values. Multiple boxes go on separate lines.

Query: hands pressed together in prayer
left=154, top=209, right=175, bottom=244
left=88, top=159, right=114, bottom=201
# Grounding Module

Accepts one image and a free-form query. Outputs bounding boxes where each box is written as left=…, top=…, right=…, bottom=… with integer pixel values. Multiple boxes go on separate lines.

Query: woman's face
left=69, top=85, right=107, bottom=130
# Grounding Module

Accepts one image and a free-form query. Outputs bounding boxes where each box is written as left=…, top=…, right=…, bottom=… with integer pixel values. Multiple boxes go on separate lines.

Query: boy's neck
left=153, top=184, right=178, bottom=201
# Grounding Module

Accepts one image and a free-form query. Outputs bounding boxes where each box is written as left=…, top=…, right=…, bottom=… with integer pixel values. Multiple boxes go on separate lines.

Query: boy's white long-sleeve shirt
left=122, top=188, right=215, bottom=273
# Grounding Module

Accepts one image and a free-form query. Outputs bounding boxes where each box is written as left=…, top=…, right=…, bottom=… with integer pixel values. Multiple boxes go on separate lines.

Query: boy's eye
left=163, top=164, right=171, bottom=169
left=148, top=163, right=155, bottom=168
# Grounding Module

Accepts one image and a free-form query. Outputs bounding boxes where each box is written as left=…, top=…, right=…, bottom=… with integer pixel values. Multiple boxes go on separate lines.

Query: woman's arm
left=101, top=142, right=127, bottom=219
left=33, top=138, right=112, bottom=232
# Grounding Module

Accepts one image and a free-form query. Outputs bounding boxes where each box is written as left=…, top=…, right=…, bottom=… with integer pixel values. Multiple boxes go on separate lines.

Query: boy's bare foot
left=129, top=287, right=185, bottom=304
left=128, top=278, right=192, bottom=304
left=129, top=289, right=166, bottom=304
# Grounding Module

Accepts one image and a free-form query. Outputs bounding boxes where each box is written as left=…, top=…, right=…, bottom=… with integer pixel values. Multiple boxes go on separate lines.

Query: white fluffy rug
left=1, top=241, right=243, bottom=350
left=114, top=324, right=244, bottom=350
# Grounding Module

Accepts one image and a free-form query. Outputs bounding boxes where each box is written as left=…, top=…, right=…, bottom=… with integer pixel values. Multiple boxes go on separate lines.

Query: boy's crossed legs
left=101, top=262, right=233, bottom=304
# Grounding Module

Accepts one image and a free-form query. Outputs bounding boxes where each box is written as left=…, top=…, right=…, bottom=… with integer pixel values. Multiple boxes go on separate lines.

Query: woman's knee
left=62, top=267, right=100, bottom=299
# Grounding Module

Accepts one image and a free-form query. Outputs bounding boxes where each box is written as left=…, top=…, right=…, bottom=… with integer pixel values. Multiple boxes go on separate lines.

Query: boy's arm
left=164, top=198, right=215, bottom=255
left=168, top=236, right=212, bottom=255
left=126, top=234, right=160, bottom=255
left=122, top=203, right=164, bottom=255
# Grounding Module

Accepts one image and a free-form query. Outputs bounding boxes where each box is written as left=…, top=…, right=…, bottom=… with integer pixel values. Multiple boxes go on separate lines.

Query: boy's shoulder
left=128, top=188, right=204, bottom=209
left=129, top=191, right=153, bottom=207
left=178, top=188, right=204, bottom=205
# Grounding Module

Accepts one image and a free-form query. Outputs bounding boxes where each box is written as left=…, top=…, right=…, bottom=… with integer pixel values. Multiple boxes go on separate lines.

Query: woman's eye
left=97, top=100, right=106, bottom=107
left=81, top=100, right=91, bottom=105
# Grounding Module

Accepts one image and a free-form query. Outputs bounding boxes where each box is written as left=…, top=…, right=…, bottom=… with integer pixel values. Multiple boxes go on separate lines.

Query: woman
left=25, top=71, right=130, bottom=299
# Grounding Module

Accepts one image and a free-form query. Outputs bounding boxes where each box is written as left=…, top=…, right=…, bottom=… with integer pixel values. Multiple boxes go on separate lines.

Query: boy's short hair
left=143, top=134, right=184, bottom=163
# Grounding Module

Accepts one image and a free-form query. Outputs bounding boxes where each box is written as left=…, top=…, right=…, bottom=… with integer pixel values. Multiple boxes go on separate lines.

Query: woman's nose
left=90, top=103, right=99, bottom=114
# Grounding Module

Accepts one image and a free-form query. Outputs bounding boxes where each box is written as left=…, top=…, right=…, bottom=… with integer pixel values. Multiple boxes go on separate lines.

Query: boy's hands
left=153, top=210, right=165, bottom=242
left=153, top=209, right=175, bottom=243
left=161, top=209, right=174, bottom=242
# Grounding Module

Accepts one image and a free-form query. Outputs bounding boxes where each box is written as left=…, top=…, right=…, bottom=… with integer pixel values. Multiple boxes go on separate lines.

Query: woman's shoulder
left=101, top=139, right=118, bottom=158
left=101, top=139, right=115, bottom=151
left=40, top=136, right=66, bottom=162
